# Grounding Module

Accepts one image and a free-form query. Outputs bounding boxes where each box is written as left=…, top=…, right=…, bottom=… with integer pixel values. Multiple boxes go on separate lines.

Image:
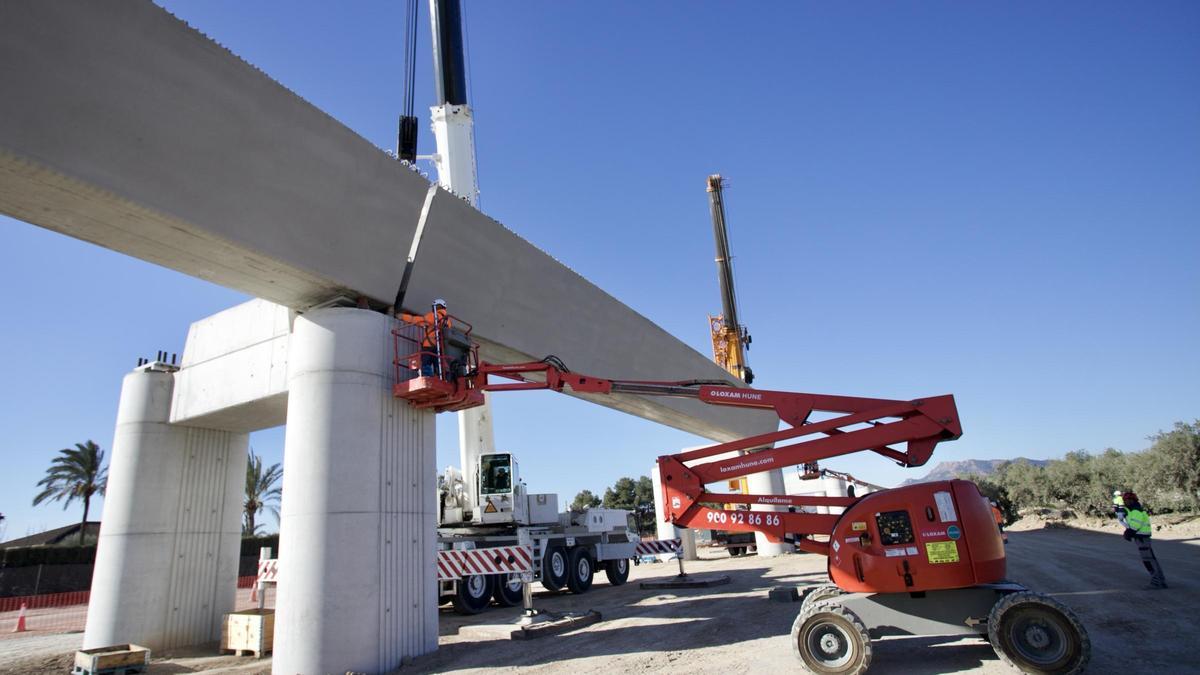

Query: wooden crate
left=72, top=643, right=150, bottom=674
left=221, top=608, right=275, bottom=658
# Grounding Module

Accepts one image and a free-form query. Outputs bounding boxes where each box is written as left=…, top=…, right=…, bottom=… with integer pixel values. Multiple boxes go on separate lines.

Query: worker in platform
left=1116, top=490, right=1168, bottom=589
left=400, top=298, right=451, bottom=377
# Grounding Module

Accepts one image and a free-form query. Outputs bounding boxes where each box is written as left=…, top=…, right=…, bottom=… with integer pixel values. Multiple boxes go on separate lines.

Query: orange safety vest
left=991, top=505, right=1004, bottom=527
left=400, top=308, right=451, bottom=349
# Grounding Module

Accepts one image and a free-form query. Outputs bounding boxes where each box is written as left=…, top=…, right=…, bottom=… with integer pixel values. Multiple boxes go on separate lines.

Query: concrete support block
left=84, top=369, right=247, bottom=650
left=273, top=308, right=437, bottom=674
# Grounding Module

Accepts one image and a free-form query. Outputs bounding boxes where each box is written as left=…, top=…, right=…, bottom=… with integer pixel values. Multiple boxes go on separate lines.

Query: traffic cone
left=11, top=603, right=26, bottom=633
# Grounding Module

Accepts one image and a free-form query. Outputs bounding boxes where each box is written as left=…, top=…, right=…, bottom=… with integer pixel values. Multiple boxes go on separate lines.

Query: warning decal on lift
left=484, top=500, right=498, bottom=514
left=925, top=540, right=959, bottom=564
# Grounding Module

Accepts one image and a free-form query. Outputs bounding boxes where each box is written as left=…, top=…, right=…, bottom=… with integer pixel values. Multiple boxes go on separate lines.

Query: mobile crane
left=705, top=174, right=753, bottom=386
left=703, top=174, right=761, bottom=555
left=392, top=324, right=1090, bottom=674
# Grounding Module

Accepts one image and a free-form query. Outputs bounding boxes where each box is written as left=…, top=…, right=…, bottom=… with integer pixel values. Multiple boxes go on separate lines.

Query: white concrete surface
left=0, top=0, right=775, bottom=443
left=170, top=299, right=293, bottom=431
left=84, top=368, right=247, bottom=650
left=273, top=308, right=437, bottom=674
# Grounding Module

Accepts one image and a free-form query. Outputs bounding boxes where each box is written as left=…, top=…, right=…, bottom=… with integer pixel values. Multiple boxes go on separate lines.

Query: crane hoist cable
left=397, top=0, right=420, bottom=161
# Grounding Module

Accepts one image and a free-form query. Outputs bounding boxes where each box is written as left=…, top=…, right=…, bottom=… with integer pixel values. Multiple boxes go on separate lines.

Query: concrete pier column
left=651, top=463, right=697, bottom=560
left=84, top=367, right=247, bottom=650
left=273, top=308, right=437, bottom=675
left=746, top=467, right=790, bottom=556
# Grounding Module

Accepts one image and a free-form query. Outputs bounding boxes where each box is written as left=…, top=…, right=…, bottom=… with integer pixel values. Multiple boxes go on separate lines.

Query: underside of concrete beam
left=0, top=0, right=775, bottom=441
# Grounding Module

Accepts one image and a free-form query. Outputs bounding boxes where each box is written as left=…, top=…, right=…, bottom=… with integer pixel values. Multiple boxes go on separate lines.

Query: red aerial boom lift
left=392, top=321, right=1089, bottom=674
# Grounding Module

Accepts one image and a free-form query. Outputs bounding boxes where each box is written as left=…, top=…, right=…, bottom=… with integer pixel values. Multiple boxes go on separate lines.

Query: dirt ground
left=2, top=527, right=1197, bottom=674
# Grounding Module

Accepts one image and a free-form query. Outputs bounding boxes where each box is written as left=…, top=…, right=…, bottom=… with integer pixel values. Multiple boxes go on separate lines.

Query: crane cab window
left=480, top=455, right=513, bottom=495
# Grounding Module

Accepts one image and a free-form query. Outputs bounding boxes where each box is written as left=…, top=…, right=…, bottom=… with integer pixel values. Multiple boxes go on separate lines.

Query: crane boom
left=706, top=175, right=753, bottom=384
left=707, top=175, right=740, bottom=335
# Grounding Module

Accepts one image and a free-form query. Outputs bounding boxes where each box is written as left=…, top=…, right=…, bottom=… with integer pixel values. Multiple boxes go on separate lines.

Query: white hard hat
left=433, top=298, right=446, bottom=307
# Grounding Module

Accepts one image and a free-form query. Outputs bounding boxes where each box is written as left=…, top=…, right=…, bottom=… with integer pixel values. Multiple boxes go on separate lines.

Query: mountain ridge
left=899, top=457, right=1049, bottom=486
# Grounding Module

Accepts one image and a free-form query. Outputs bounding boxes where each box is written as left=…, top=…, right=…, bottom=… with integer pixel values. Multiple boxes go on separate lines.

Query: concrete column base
left=84, top=368, right=247, bottom=650
left=273, top=308, right=437, bottom=674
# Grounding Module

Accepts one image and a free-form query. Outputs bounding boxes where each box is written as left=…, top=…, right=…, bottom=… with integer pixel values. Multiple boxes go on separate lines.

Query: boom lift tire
left=800, top=584, right=846, bottom=614
left=604, top=558, right=630, bottom=586
left=541, top=546, right=569, bottom=592
left=451, top=574, right=494, bottom=615
left=493, top=573, right=524, bottom=607
left=987, top=591, right=1090, bottom=675
left=566, top=547, right=595, bottom=594
left=792, top=601, right=872, bottom=675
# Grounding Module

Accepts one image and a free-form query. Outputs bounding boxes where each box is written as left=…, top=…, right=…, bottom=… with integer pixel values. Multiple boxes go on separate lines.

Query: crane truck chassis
left=434, top=449, right=640, bottom=614
left=393, top=317, right=1091, bottom=674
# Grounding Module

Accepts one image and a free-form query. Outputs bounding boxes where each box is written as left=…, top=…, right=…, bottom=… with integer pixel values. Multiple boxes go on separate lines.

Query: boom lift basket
left=392, top=314, right=484, bottom=411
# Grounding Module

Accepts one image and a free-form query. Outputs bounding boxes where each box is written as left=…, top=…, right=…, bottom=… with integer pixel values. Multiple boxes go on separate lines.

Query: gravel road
left=1, top=527, right=1195, bottom=674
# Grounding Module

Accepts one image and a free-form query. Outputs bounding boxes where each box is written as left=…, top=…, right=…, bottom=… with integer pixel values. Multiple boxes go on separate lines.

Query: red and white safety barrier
left=436, top=546, right=533, bottom=581
left=256, top=558, right=279, bottom=584
left=1, top=591, right=89, bottom=636
left=635, top=539, right=682, bottom=556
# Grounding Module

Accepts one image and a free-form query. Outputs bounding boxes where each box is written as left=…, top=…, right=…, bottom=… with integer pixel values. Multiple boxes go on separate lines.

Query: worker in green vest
left=1118, top=490, right=1167, bottom=589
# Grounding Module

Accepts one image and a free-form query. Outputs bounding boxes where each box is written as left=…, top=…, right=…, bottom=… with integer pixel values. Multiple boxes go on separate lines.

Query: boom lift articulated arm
left=392, top=332, right=961, bottom=556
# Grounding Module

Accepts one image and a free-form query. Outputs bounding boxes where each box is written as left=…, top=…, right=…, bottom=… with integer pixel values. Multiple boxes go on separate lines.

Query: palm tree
left=244, top=449, right=283, bottom=537
left=32, top=441, right=108, bottom=545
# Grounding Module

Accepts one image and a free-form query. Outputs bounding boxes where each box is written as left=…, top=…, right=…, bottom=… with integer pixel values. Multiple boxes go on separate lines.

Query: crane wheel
left=800, top=584, right=845, bottom=614
left=604, top=558, right=630, bottom=586
left=566, top=547, right=595, bottom=594
left=493, top=573, right=524, bottom=607
left=988, top=591, right=1090, bottom=675
left=451, top=574, right=494, bottom=615
left=541, top=546, right=568, bottom=592
left=791, top=601, right=872, bottom=675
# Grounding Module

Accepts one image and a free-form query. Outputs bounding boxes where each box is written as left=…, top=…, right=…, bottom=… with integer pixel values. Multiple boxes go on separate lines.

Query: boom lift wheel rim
left=988, top=591, right=1090, bottom=675
left=792, top=601, right=872, bottom=675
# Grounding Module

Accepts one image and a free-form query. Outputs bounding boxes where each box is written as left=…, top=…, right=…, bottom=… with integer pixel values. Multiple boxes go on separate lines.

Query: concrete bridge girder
left=0, top=1, right=789, bottom=670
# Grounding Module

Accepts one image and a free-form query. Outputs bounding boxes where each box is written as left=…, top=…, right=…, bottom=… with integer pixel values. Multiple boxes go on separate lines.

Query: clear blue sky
left=2, top=1, right=1197, bottom=540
